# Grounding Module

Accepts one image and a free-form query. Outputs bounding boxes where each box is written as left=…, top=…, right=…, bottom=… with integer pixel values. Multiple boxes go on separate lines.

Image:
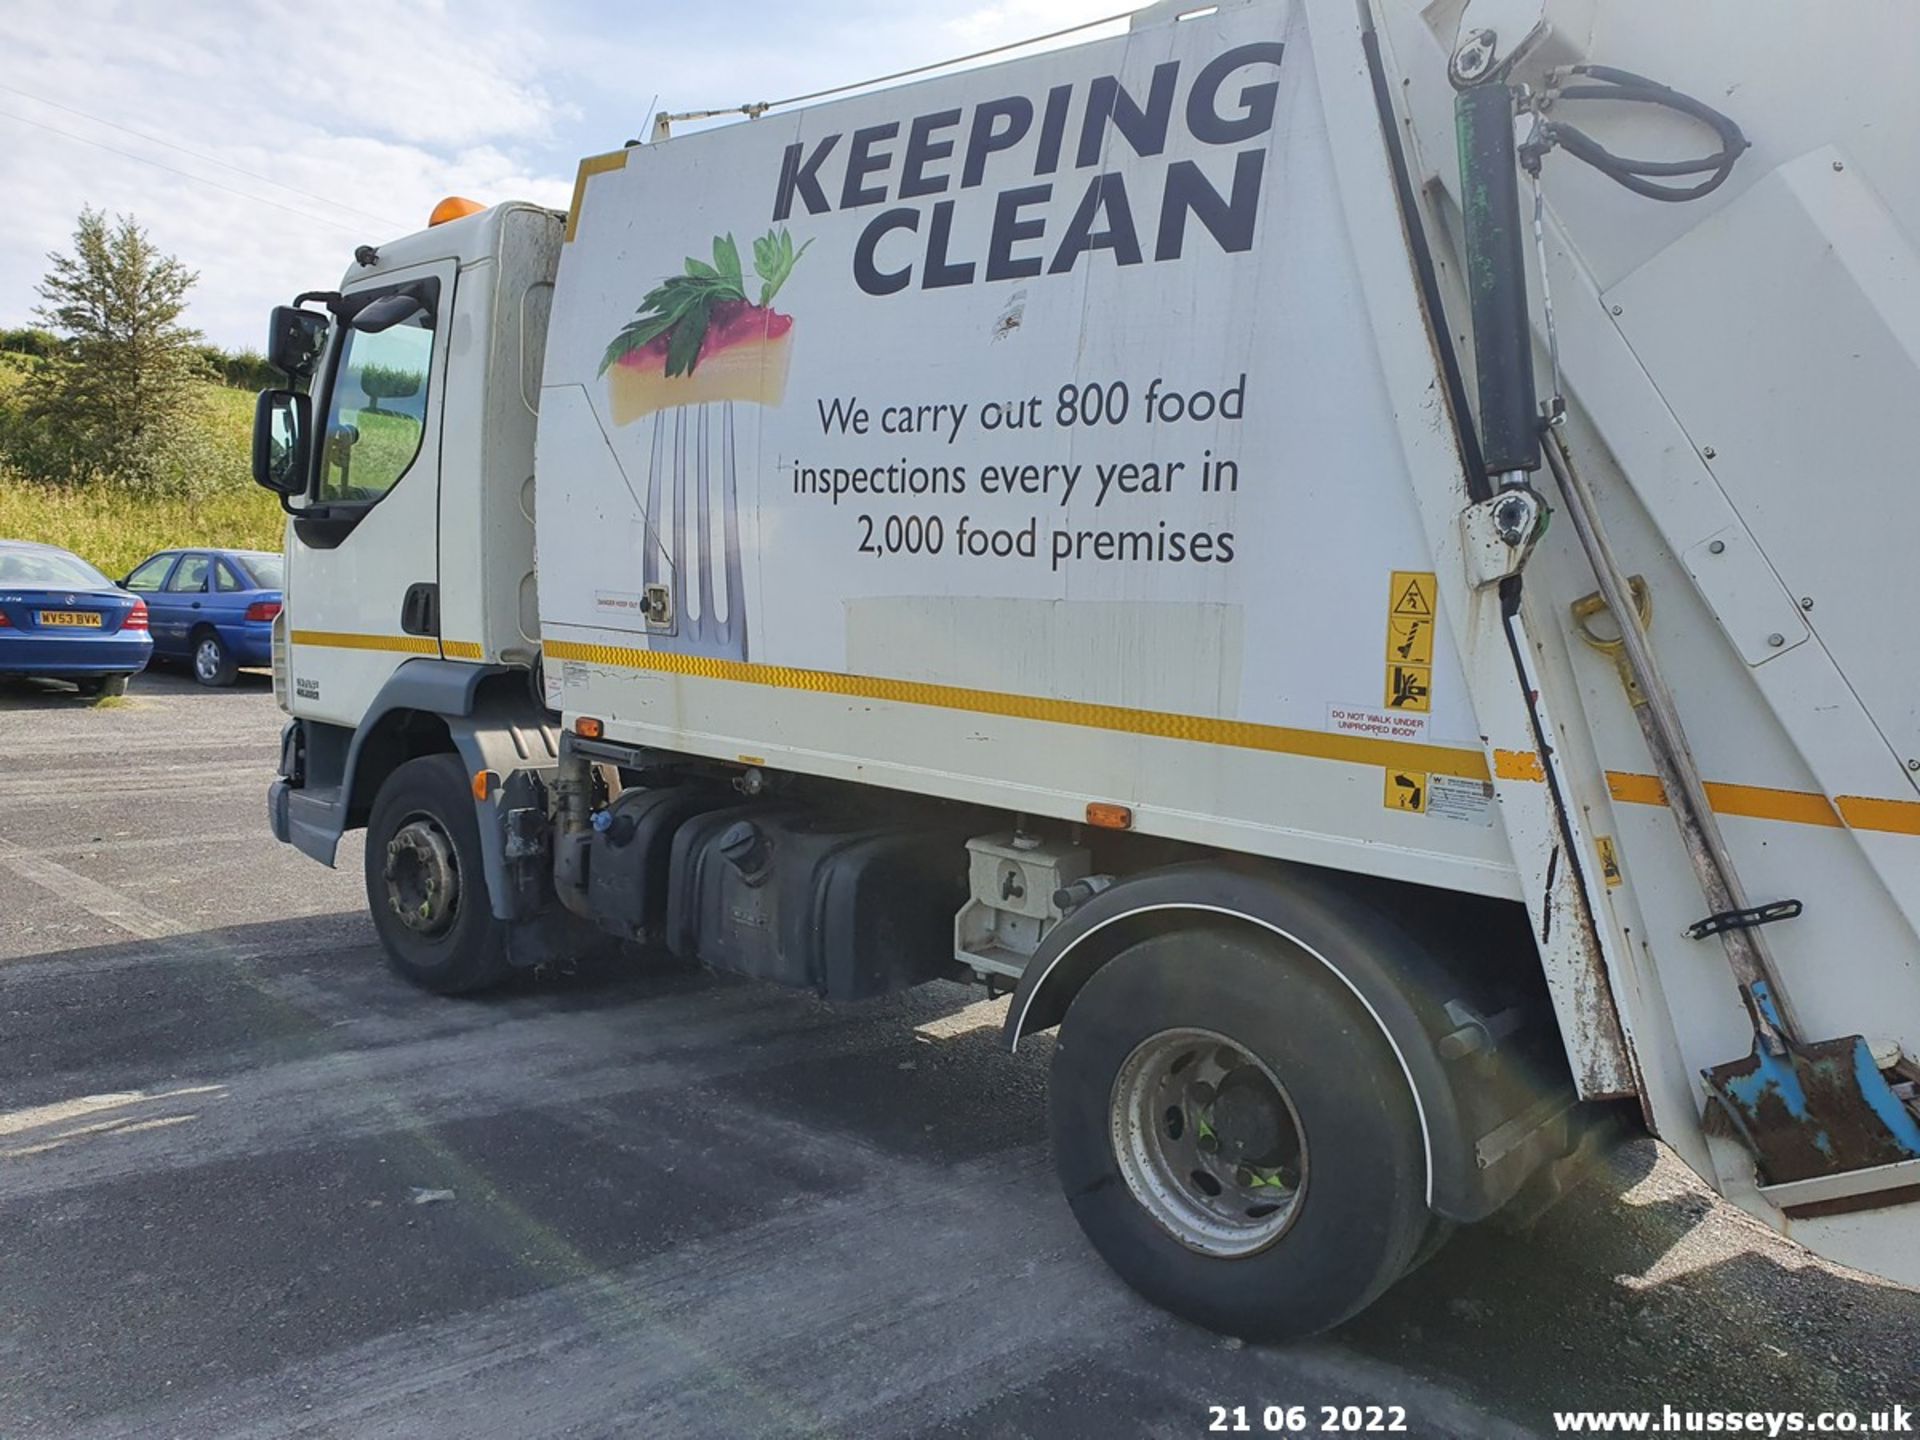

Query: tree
left=0, top=327, right=61, bottom=358
left=359, top=363, right=425, bottom=414
left=26, top=207, right=205, bottom=488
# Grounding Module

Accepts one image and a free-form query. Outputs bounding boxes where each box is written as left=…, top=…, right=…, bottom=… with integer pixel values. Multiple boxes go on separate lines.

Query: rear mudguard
left=1004, top=860, right=1573, bottom=1223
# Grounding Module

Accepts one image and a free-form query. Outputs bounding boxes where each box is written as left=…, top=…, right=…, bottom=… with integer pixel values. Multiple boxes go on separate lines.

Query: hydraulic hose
left=1528, top=65, right=1749, bottom=203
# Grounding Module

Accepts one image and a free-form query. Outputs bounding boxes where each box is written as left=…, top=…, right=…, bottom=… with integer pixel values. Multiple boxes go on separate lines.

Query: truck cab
left=259, top=202, right=563, bottom=881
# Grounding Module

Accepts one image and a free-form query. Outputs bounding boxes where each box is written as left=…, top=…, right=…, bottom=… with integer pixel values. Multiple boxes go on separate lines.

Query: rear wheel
left=364, top=754, right=510, bottom=994
left=191, top=629, right=238, bottom=687
left=1049, top=927, right=1429, bottom=1341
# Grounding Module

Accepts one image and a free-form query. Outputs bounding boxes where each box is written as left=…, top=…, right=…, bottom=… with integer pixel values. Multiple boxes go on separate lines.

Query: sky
left=1, top=0, right=1132, bottom=350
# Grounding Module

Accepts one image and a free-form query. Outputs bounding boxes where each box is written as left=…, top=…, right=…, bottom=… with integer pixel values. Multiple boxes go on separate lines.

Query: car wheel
left=191, top=629, right=239, bottom=687
left=1049, top=927, right=1429, bottom=1341
left=363, top=753, right=511, bottom=995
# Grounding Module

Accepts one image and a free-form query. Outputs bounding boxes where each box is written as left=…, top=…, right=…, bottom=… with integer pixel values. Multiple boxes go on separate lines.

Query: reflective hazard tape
left=541, top=638, right=1492, bottom=779
left=545, top=639, right=1920, bottom=839
left=290, top=630, right=483, bottom=661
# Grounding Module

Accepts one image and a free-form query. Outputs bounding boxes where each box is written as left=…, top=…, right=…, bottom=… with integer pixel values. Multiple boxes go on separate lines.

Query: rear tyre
left=191, top=629, right=238, bottom=687
left=364, top=754, right=511, bottom=995
left=1049, top=927, right=1428, bottom=1341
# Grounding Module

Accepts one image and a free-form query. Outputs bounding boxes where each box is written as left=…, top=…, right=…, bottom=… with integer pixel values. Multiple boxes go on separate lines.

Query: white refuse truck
left=251, top=0, right=1920, bottom=1339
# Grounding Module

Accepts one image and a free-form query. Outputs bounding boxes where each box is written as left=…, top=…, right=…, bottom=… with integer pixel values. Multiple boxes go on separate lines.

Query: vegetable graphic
left=600, top=228, right=810, bottom=426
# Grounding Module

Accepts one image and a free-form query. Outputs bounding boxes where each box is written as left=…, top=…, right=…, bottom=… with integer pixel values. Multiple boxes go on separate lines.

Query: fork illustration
left=641, top=401, right=748, bottom=661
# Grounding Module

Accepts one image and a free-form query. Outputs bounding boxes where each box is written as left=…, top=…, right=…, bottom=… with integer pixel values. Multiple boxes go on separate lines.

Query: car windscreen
left=0, top=548, right=111, bottom=589
left=239, top=553, right=285, bottom=589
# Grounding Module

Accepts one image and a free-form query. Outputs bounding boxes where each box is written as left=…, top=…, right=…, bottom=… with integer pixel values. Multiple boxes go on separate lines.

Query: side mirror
left=268, top=306, right=330, bottom=380
left=253, top=389, right=312, bottom=497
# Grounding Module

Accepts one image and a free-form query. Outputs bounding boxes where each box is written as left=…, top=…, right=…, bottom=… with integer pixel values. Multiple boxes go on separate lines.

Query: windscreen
left=0, top=548, right=111, bottom=589
left=240, top=552, right=285, bottom=588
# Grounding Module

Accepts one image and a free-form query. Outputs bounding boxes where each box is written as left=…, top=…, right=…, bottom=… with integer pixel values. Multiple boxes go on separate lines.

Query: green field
left=0, top=354, right=282, bottom=576
left=0, top=480, right=283, bottom=579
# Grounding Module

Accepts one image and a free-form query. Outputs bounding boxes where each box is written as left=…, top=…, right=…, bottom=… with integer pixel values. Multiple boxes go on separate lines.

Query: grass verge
left=0, top=477, right=283, bottom=578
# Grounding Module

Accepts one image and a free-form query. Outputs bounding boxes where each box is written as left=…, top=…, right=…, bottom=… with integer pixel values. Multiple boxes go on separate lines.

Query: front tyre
left=364, top=754, right=510, bottom=995
left=1049, top=927, right=1428, bottom=1341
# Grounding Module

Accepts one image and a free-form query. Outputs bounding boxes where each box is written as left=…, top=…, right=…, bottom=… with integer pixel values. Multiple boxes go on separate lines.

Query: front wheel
left=1049, top=927, right=1429, bottom=1341
left=192, top=630, right=238, bottom=687
left=364, top=754, right=510, bottom=994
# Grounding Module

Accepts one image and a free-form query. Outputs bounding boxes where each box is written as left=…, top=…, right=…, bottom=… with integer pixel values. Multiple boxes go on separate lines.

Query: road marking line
left=5, top=831, right=265, bottom=859
left=0, top=835, right=187, bottom=941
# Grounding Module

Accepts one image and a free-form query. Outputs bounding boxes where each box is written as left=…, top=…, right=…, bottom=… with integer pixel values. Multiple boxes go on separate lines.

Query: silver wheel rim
left=195, top=638, right=221, bottom=682
left=384, top=815, right=460, bottom=938
left=1109, top=1027, right=1307, bottom=1257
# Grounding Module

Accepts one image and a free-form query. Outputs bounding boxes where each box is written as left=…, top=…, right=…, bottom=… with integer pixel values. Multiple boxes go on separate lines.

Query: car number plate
left=39, top=611, right=102, bottom=627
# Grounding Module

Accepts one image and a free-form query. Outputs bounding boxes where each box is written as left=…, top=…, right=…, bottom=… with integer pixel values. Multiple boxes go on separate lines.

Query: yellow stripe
left=291, top=630, right=485, bottom=660
left=1494, top=749, right=1546, bottom=782
left=1606, top=771, right=1844, bottom=828
left=1835, top=794, right=1920, bottom=837
left=291, top=629, right=438, bottom=656
left=564, top=149, right=630, bottom=243
left=543, top=639, right=1492, bottom=779
left=547, top=638, right=1920, bottom=838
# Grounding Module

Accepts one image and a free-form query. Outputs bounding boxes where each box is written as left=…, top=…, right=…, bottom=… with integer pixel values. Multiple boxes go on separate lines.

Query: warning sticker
left=1383, top=572, right=1436, bottom=714
left=1427, top=775, right=1495, bottom=826
left=1387, top=613, right=1434, bottom=666
left=1384, top=769, right=1427, bottom=813
left=1328, top=704, right=1428, bottom=743
left=1384, top=662, right=1431, bottom=713
left=1390, top=571, right=1436, bottom=620
left=1596, top=835, right=1623, bottom=887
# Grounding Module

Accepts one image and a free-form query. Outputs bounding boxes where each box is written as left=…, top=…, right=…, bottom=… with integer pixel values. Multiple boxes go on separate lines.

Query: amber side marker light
left=472, top=769, right=497, bottom=801
left=575, top=717, right=605, bottom=740
left=1085, top=802, right=1133, bottom=830
left=429, top=196, right=486, bottom=226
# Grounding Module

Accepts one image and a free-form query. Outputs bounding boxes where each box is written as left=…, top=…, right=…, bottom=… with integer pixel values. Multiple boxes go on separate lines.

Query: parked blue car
left=121, top=548, right=283, bottom=687
left=0, top=539, right=153, bottom=696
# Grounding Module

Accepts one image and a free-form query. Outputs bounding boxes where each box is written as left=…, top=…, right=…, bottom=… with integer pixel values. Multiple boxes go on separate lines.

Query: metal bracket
left=1687, top=899, right=1803, bottom=941
left=1449, top=0, right=1592, bottom=89
left=1461, top=487, right=1549, bottom=587
left=642, top=582, right=673, bottom=629
left=1570, top=576, right=1652, bottom=705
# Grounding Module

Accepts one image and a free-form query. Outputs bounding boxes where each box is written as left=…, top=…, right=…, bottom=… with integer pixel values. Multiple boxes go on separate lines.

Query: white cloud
left=0, top=0, right=1149, bottom=348
left=0, top=0, right=574, bottom=348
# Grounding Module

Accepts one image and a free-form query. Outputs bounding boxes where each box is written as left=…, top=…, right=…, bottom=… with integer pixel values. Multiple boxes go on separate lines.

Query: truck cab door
left=284, top=259, right=456, bottom=727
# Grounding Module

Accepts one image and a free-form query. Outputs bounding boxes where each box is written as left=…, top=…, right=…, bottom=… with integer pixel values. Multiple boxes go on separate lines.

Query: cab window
left=124, top=555, right=174, bottom=592
left=167, top=555, right=210, bottom=593
left=319, top=307, right=435, bottom=505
